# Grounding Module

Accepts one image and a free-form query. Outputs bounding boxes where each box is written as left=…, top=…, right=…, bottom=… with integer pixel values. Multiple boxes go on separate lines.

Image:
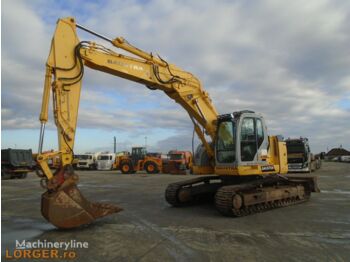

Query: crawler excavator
left=37, top=17, right=319, bottom=229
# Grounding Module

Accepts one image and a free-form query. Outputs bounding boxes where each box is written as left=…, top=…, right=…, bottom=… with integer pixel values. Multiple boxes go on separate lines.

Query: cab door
left=131, top=147, right=146, bottom=167
left=239, top=117, right=268, bottom=164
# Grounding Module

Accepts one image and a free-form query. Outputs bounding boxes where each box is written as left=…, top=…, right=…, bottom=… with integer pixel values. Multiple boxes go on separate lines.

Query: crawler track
left=165, top=176, right=219, bottom=206
left=215, top=184, right=310, bottom=217
left=165, top=181, right=183, bottom=206
left=166, top=175, right=313, bottom=217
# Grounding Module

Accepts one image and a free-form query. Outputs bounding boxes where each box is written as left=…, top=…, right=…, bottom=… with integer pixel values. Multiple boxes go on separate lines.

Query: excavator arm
left=37, top=17, right=218, bottom=228
left=38, top=18, right=218, bottom=173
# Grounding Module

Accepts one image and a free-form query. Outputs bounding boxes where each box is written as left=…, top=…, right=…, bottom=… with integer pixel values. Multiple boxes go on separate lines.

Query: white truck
left=96, top=153, right=116, bottom=170
left=340, top=156, right=350, bottom=163
left=76, top=152, right=100, bottom=170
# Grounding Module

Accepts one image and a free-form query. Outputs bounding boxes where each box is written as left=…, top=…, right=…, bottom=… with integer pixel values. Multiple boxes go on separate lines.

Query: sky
left=1, top=0, right=350, bottom=154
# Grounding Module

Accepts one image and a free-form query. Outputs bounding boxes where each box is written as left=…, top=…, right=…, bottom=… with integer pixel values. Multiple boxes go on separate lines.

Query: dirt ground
left=2, top=162, right=350, bottom=261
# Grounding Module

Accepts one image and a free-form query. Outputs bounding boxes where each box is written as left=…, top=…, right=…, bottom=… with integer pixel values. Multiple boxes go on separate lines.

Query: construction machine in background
left=115, top=147, right=162, bottom=174
left=285, top=137, right=321, bottom=173
left=36, top=17, right=319, bottom=229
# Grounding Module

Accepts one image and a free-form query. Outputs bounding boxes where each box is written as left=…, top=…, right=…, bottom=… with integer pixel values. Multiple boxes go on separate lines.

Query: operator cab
left=131, top=147, right=147, bottom=166
left=215, top=111, right=268, bottom=167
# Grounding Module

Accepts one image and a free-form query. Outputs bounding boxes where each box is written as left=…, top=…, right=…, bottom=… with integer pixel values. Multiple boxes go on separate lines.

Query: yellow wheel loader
left=115, top=147, right=162, bottom=174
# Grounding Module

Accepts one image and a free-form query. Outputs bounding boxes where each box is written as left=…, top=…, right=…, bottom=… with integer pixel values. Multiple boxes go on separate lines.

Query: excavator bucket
left=41, top=175, right=122, bottom=229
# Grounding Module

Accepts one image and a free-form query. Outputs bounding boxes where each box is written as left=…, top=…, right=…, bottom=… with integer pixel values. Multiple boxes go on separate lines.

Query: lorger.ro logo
left=5, top=240, right=89, bottom=260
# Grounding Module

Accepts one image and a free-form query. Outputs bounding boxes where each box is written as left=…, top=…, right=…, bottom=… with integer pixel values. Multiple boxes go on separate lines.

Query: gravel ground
left=2, top=162, right=350, bottom=261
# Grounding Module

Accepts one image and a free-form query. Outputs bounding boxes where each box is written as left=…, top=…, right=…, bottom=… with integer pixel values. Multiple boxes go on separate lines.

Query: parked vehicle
left=285, top=138, right=321, bottom=173
left=2, top=148, right=35, bottom=179
left=96, top=153, right=116, bottom=170
left=72, top=155, right=80, bottom=169
left=163, top=150, right=192, bottom=174
left=76, top=153, right=100, bottom=170
left=115, top=147, right=162, bottom=174
left=340, top=156, right=350, bottom=163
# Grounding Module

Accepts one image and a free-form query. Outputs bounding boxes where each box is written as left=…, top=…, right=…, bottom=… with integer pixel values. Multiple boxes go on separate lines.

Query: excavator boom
left=37, top=17, right=218, bottom=228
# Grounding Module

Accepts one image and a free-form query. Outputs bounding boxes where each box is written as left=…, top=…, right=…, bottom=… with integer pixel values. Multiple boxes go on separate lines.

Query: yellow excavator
left=37, top=17, right=319, bottom=229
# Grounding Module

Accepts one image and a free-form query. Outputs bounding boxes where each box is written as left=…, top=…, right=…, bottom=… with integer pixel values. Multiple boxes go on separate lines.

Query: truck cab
left=76, top=153, right=98, bottom=170
left=164, top=150, right=193, bottom=174
left=96, top=153, right=115, bottom=170
left=285, top=137, right=318, bottom=173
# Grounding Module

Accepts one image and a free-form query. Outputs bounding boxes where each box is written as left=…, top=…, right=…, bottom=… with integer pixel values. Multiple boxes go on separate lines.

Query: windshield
left=132, top=148, right=147, bottom=156
left=170, top=154, right=183, bottom=160
left=80, top=155, right=92, bottom=160
left=286, top=143, right=305, bottom=154
left=98, top=155, right=111, bottom=160
left=216, top=120, right=235, bottom=163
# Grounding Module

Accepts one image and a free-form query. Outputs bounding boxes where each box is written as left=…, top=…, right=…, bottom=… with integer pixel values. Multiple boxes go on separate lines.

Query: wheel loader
left=115, top=147, right=162, bottom=174
left=36, top=17, right=319, bottom=229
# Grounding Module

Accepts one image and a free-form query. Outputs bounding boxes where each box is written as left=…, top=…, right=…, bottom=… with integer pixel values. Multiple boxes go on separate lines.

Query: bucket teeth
left=41, top=178, right=122, bottom=229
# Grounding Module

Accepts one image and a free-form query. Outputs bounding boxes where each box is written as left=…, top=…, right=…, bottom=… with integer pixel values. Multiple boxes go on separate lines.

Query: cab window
left=256, top=118, right=264, bottom=147
left=216, top=120, right=235, bottom=163
left=240, top=117, right=266, bottom=161
left=240, top=118, right=257, bottom=161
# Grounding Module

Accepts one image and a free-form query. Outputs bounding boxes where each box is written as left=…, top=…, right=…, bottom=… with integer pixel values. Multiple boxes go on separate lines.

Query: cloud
left=2, top=0, right=350, bottom=153
left=151, top=132, right=195, bottom=153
